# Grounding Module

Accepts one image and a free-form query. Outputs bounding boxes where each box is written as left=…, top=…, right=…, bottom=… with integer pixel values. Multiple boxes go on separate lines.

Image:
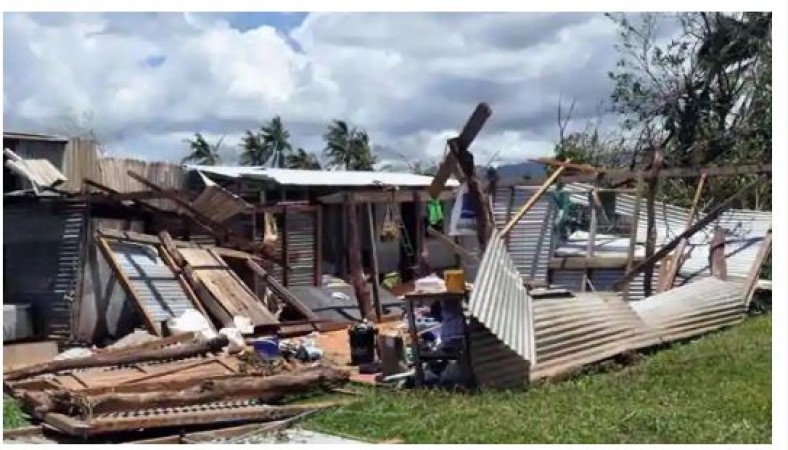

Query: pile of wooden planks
left=4, top=333, right=350, bottom=440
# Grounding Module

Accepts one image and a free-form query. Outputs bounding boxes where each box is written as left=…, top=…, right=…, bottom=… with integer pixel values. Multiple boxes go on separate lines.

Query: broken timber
left=501, top=161, right=569, bottom=237
left=4, top=336, right=228, bottom=382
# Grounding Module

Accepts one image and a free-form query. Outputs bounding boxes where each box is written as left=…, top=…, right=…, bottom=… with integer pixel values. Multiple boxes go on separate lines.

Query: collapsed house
left=3, top=116, right=772, bottom=442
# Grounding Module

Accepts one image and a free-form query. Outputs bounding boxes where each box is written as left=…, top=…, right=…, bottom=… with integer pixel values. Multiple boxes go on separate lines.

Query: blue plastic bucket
left=253, top=337, right=280, bottom=360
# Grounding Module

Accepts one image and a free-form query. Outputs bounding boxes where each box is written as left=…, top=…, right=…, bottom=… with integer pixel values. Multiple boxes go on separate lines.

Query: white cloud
left=3, top=12, right=640, bottom=165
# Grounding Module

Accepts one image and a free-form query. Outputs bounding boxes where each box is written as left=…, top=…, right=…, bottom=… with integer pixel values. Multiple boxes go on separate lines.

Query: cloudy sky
left=3, top=12, right=667, bottom=168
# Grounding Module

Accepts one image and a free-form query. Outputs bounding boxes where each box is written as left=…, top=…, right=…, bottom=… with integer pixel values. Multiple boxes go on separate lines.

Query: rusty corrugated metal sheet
left=530, top=293, right=659, bottom=380
left=286, top=209, right=317, bottom=286
left=468, top=230, right=536, bottom=365
left=492, top=186, right=556, bottom=283
left=631, top=277, right=747, bottom=342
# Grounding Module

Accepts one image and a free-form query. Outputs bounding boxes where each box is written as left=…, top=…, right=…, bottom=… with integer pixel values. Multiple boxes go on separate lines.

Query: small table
left=402, top=290, right=473, bottom=388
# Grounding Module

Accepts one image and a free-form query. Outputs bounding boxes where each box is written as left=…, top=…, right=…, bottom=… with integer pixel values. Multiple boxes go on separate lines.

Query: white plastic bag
left=233, top=316, right=254, bottom=334
left=168, top=309, right=217, bottom=340
left=219, top=328, right=246, bottom=353
left=449, top=183, right=477, bottom=236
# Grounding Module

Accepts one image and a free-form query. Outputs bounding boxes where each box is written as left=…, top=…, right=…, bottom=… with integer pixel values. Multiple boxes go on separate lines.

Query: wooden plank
left=548, top=256, right=643, bottom=270
left=426, top=227, right=480, bottom=262
left=51, top=402, right=344, bottom=437
left=367, top=202, right=383, bottom=322
left=428, top=103, right=492, bottom=199
left=743, top=226, right=772, bottom=305
left=614, top=177, right=763, bottom=291
left=501, top=162, right=569, bottom=237
left=99, top=228, right=265, bottom=262
left=94, top=235, right=160, bottom=335
left=346, top=196, right=373, bottom=321
left=319, top=188, right=456, bottom=205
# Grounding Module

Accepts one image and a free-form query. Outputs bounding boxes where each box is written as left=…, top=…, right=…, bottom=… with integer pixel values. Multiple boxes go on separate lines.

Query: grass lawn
left=306, top=314, right=772, bottom=444
left=4, top=395, right=29, bottom=430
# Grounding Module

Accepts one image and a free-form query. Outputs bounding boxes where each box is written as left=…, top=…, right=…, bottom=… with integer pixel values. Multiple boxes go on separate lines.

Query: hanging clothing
left=427, top=199, right=444, bottom=226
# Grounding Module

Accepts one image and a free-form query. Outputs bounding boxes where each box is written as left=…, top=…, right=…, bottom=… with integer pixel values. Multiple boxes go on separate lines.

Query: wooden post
left=643, top=149, right=663, bottom=298
left=709, top=227, right=728, bottom=279
left=282, top=208, right=289, bottom=286
left=742, top=225, right=771, bottom=305
left=366, top=203, right=383, bottom=322
left=501, top=163, right=569, bottom=237
left=614, top=177, right=762, bottom=291
left=347, top=195, right=373, bottom=321
left=659, top=173, right=708, bottom=291
left=622, top=174, right=643, bottom=301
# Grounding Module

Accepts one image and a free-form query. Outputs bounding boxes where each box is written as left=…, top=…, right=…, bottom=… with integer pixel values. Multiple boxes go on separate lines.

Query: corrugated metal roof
left=4, top=131, right=69, bottom=143
left=492, top=186, right=556, bottom=282
left=468, top=229, right=537, bottom=364
left=468, top=318, right=530, bottom=389
left=107, top=240, right=196, bottom=325
left=188, top=166, right=459, bottom=188
left=554, top=231, right=645, bottom=258
left=530, top=292, right=659, bottom=380
left=563, top=183, right=771, bottom=285
left=550, top=268, right=660, bottom=301
left=631, top=277, right=747, bottom=342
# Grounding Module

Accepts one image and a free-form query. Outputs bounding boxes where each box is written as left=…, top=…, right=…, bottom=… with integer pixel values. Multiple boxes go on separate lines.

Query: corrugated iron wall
left=285, top=208, right=319, bottom=286
left=492, top=186, right=556, bottom=283
left=550, top=268, right=661, bottom=301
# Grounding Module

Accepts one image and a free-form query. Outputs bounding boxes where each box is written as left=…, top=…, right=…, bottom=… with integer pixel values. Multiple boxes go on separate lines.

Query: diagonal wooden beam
left=501, top=162, right=569, bottom=237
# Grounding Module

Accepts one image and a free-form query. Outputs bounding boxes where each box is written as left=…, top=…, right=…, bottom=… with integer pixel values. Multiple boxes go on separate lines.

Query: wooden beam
left=529, top=158, right=601, bottom=174
left=659, top=173, right=707, bottom=292
left=157, top=235, right=213, bottom=327
left=429, top=103, right=492, bottom=198
left=501, top=162, right=569, bottom=237
left=549, top=255, right=643, bottom=270
left=613, top=177, right=763, bottom=291
left=709, top=227, right=728, bottom=280
left=93, top=235, right=161, bottom=336
left=426, top=227, right=480, bottom=263
left=450, top=137, right=495, bottom=250
left=743, top=225, right=772, bottom=305
left=346, top=196, right=373, bottom=321
left=496, top=163, right=772, bottom=187
left=366, top=203, right=383, bottom=322
left=581, top=188, right=598, bottom=292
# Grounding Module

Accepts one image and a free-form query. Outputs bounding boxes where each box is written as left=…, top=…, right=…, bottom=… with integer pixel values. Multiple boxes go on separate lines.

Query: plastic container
left=443, top=269, right=466, bottom=293
left=253, top=337, right=281, bottom=360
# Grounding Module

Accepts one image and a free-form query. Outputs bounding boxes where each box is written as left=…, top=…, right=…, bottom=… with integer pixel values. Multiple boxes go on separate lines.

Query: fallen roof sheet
left=631, top=277, right=747, bottom=342
left=188, top=165, right=459, bottom=188
left=468, top=229, right=537, bottom=365
left=4, top=149, right=67, bottom=189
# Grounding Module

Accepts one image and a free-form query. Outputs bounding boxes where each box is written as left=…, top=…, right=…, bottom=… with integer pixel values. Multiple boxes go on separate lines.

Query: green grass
left=306, top=314, right=772, bottom=444
left=3, top=395, right=29, bottom=430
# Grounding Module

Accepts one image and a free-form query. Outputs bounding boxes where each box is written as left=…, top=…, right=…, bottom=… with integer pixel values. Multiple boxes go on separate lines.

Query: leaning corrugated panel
left=468, top=230, right=537, bottom=365
left=631, top=277, right=747, bottom=342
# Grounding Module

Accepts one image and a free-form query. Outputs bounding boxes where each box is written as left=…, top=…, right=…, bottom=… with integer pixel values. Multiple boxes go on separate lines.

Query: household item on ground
left=348, top=321, right=377, bottom=366
left=220, top=328, right=247, bottom=353
left=3, top=304, right=35, bottom=341
left=443, top=269, right=466, bottom=293
left=378, top=332, right=408, bottom=376
left=253, top=337, right=281, bottom=361
left=168, top=309, right=217, bottom=340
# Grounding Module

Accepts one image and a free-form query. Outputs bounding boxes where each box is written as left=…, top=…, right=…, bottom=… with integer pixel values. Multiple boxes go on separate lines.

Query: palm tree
left=261, top=116, right=292, bottom=168
left=240, top=116, right=292, bottom=167
left=322, top=120, right=377, bottom=170
left=182, top=133, right=222, bottom=165
left=287, top=148, right=322, bottom=170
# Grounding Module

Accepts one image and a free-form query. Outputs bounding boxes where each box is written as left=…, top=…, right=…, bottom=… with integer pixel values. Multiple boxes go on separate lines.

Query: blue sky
left=3, top=12, right=662, bottom=167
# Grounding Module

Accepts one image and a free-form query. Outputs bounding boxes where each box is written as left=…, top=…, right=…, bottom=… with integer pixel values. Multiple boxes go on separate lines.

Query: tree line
left=182, top=117, right=378, bottom=171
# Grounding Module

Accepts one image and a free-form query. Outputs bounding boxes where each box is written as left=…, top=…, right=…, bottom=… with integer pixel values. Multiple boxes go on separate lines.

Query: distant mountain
left=494, top=162, right=546, bottom=180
